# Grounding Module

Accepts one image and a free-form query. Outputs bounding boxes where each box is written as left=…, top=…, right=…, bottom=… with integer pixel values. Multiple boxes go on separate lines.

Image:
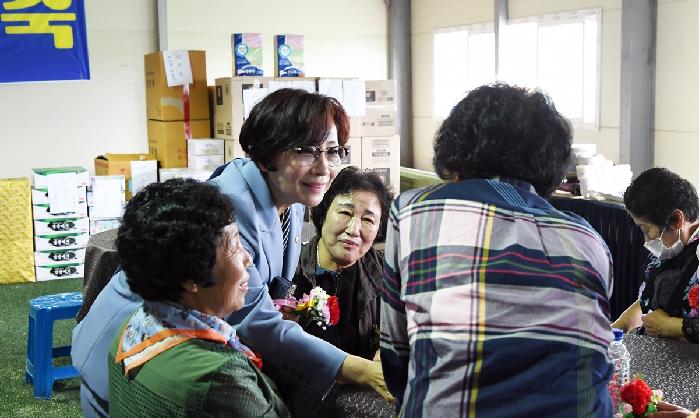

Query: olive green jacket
left=109, top=328, right=290, bottom=417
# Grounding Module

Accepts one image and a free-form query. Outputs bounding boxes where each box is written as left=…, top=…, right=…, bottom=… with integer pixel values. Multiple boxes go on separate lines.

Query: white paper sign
left=318, top=79, right=344, bottom=104
left=342, top=79, right=366, bottom=117
left=162, top=50, right=193, bottom=87
left=268, top=80, right=292, bottom=95
left=91, top=177, right=125, bottom=219
left=47, top=172, right=78, bottom=214
left=130, top=161, right=158, bottom=197
left=243, top=87, right=269, bottom=119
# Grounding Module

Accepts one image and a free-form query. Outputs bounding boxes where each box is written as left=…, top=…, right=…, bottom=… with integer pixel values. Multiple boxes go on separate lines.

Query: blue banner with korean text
left=0, top=0, right=90, bottom=83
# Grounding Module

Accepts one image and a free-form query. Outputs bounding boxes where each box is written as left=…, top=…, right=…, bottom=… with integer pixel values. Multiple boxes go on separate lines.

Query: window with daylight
left=433, top=8, right=601, bottom=129
left=433, top=23, right=494, bottom=118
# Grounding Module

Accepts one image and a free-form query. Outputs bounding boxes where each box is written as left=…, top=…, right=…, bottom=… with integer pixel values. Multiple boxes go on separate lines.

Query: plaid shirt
left=381, top=178, right=614, bottom=418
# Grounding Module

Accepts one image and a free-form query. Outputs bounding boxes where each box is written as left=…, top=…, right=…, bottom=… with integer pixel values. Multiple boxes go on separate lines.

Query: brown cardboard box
left=147, top=119, right=210, bottom=168
left=94, top=154, right=156, bottom=200
left=361, top=107, right=397, bottom=137
left=361, top=135, right=400, bottom=193
left=214, top=76, right=273, bottom=140
left=145, top=50, right=210, bottom=121
left=365, top=80, right=397, bottom=107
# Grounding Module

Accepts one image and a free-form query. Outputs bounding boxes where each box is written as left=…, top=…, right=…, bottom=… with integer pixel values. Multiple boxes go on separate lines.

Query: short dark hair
left=433, top=83, right=572, bottom=196
left=311, top=166, right=394, bottom=242
left=623, top=167, right=698, bottom=227
left=239, top=88, right=350, bottom=170
left=117, top=178, right=235, bottom=302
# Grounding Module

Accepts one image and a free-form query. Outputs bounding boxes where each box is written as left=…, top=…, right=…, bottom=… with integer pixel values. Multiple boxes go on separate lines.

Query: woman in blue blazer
left=209, top=88, right=390, bottom=402
left=72, top=89, right=389, bottom=418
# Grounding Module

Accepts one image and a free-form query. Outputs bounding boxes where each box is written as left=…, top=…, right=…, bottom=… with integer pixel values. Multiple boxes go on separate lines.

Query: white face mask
left=644, top=227, right=684, bottom=261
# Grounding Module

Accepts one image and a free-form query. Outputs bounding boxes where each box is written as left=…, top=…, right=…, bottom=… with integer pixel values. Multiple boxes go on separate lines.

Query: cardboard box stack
left=0, top=178, right=35, bottom=284
left=94, top=154, right=157, bottom=200
left=87, top=175, right=126, bottom=235
left=213, top=76, right=315, bottom=161
left=188, top=138, right=224, bottom=174
left=31, top=167, right=90, bottom=281
left=314, top=77, right=368, bottom=171
left=360, top=80, right=400, bottom=192
left=145, top=50, right=211, bottom=169
left=214, top=76, right=272, bottom=160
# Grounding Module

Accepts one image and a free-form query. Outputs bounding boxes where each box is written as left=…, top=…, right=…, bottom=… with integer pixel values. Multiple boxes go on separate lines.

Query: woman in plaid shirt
left=380, top=84, right=614, bottom=417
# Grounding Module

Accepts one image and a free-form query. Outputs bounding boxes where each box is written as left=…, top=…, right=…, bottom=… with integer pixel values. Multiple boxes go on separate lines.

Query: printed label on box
left=34, top=217, right=89, bottom=235
left=36, top=263, right=84, bottom=281
left=34, top=233, right=89, bottom=251
left=33, top=202, right=89, bottom=220
left=35, top=248, right=86, bottom=266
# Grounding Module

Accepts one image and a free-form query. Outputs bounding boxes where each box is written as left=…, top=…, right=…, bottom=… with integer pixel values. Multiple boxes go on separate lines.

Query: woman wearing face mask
left=612, top=167, right=698, bottom=343
left=284, top=167, right=394, bottom=416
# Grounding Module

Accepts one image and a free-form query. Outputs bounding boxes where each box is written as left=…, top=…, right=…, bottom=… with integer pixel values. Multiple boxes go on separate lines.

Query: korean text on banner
left=0, top=0, right=90, bottom=83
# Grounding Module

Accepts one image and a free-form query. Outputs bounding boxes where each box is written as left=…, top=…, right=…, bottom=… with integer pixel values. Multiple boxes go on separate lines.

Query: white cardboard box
left=159, top=168, right=213, bottom=182
left=361, top=107, right=397, bottom=137
left=224, top=140, right=246, bottom=162
left=35, top=248, right=86, bottom=266
left=89, top=218, right=121, bottom=235
left=36, top=263, right=84, bottom=281
left=88, top=175, right=126, bottom=219
left=159, top=168, right=191, bottom=182
left=34, top=217, right=89, bottom=235
left=34, top=233, right=89, bottom=251
left=214, top=76, right=273, bottom=140
left=361, top=135, right=400, bottom=193
left=33, top=201, right=88, bottom=220
left=349, top=116, right=362, bottom=138
left=188, top=138, right=225, bottom=156
left=188, top=154, right=224, bottom=172
left=365, top=80, right=397, bottom=107
left=32, top=167, right=90, bottom=189
left=31, top=186, right=87, bottom=205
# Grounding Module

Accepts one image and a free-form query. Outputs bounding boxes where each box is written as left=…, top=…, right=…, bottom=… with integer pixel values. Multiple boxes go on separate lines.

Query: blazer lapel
left=240, top=161, right=283, bottom=281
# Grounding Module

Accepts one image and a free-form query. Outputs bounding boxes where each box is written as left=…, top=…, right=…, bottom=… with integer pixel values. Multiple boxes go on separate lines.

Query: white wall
left=411, top=0, right=699, bottom=187
left=0, top=0, right=387, bottom=179
left=166, top=0, right=388, bottom=84
left=654, top=0, right=698, bottom=186
left=0, top=0, right=156, bottom=179
left=411, top=0, right=493, bottom=173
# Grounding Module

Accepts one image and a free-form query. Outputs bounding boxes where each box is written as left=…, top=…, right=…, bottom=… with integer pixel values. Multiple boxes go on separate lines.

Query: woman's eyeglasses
left=292, top=145, right=349, bottom=167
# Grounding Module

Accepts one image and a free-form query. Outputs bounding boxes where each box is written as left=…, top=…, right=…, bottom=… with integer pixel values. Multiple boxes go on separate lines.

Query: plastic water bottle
left=608, top=328, right=631, bottom=413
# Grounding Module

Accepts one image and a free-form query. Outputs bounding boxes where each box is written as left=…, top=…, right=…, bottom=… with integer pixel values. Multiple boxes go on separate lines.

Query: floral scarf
left=115, top=300, right=261, bottom=374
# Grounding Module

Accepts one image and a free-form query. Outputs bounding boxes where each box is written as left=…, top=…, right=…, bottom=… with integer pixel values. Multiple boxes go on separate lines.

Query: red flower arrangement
left=617, top=375, right=663, bottom=418
left=327, top=295, right=340, bottom=325
left=688, top=285, right=699, bottom=310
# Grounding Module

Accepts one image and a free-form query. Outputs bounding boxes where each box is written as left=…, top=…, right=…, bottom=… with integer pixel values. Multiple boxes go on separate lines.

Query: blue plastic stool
left=25, top=291, right=83, bottom=399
